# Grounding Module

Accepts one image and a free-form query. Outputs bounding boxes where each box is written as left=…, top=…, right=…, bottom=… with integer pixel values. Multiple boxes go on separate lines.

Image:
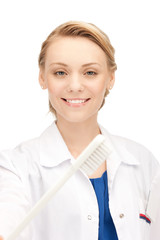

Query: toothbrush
left=5, top=134, right=112, bottom=240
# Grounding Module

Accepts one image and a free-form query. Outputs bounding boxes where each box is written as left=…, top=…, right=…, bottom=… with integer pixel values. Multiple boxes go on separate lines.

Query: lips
left=62, top=98, right=90, bottom=103
left=61, top=98, right=90, bottom=107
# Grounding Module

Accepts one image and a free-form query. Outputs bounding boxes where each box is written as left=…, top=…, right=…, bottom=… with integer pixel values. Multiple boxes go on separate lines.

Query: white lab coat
left=0, top=122, right=160, bottom=240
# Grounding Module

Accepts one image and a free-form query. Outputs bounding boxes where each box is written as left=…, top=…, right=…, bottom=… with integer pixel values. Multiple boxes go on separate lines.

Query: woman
left=0, top=21, right=159, bottom=240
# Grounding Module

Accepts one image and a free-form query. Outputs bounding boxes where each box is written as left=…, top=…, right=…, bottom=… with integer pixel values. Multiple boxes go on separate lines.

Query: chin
left=57, top=111, right=98, bottom=124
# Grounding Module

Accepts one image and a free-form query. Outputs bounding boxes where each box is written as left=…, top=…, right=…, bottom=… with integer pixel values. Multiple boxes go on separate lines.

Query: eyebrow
left=49, top=62, right=101, bottom=67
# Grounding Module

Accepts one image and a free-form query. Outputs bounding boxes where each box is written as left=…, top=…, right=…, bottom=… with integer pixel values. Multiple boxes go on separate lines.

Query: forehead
left=45, top=37, right=107, bottom=67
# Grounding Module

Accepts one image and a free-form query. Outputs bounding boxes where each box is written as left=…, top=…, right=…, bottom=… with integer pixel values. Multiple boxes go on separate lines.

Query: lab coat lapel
left=99, top=125, right=140, bottom=192
left=39, top=122, right=73, bottom=167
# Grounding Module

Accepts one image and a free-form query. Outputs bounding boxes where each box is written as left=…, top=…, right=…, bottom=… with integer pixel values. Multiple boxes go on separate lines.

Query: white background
left=0, top=0, right=159, bottom=162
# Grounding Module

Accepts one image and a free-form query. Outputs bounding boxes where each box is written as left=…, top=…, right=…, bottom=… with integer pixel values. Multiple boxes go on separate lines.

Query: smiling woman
left=39, top=36, right=115, bottom=125
left=38, top=21, right=117, bottom=117
left=0, top=21, right=160, bottom=240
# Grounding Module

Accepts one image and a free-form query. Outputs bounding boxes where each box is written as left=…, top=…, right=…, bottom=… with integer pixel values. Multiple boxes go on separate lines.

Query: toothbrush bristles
left=80, top=138, right=111, bottom=176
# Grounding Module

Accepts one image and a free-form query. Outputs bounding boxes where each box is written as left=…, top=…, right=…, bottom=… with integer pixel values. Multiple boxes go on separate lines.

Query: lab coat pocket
left=139, top=199, right=151, bottom=240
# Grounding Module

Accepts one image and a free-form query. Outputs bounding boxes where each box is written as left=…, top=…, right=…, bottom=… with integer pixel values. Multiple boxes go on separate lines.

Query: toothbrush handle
left=6, top=165, right=76, bottom=240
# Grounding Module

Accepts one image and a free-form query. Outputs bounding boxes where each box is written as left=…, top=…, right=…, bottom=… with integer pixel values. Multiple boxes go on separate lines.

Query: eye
left=85, top=71, right=97, bottom=76
left=55, top=71, right=66, bottom=76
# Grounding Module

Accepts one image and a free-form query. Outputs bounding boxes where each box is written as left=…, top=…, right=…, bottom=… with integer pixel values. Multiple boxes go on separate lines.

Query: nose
left=66, top=74, right=84, bottom=92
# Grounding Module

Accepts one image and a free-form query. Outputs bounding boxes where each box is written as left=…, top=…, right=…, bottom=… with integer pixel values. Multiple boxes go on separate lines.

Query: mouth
left=61, top=98, right=90, bottom=107
left=62, top=98, right=90, bottom=103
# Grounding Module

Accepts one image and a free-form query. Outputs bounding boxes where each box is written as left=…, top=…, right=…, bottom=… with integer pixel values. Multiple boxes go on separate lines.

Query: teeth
left=66, top=99, right=86, bottom=103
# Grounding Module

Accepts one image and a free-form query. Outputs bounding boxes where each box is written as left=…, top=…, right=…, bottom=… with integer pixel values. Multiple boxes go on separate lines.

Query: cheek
left=90, top=79, right=107, bottom=96
left=47, top=81, right=64, bottom=96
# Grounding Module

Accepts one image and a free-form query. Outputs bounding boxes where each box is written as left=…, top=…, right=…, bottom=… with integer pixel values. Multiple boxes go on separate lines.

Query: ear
left=106, top=71, right=115, bottom=90
left=39, top=69, right=47, bottom=89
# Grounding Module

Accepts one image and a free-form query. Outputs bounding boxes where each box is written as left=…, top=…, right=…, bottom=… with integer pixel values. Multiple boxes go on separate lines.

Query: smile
left=61, top=98, right=90, bottom=106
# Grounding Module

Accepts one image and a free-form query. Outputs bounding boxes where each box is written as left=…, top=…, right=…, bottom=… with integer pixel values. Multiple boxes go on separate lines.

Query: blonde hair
left=38, top=21, right=117, bottom=115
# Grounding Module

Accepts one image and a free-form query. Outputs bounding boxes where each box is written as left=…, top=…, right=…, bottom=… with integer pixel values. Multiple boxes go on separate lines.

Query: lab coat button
left=119, top=213, right=124, bottom=218
left=87, top=215, right=92, bottom=220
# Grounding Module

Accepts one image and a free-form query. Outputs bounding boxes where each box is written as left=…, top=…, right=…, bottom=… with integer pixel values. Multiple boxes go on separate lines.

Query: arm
left=0, top=166, right=32, bottom=239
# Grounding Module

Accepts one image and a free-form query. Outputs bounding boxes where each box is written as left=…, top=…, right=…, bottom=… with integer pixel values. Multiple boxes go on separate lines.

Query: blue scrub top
left=90, top=171, right=118, bottom=240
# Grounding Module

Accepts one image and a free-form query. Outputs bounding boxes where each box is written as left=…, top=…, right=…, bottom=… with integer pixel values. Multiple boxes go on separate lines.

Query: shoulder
left=100, top=125, right=159, bottom=170
left=111, top=133, right=153, bottom=156
left=115, top=134, right=159, bottom=169
left=0, top=123, right=55, bottom=166
left=0, top=136, right=40, bottom=174
left=113, top=134, right=158, bottom=164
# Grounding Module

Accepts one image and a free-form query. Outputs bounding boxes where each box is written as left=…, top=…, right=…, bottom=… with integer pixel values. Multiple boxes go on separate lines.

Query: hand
left=0, top=236, right=4, bottom=240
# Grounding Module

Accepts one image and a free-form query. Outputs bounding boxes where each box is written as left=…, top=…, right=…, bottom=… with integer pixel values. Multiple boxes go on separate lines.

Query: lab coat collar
left=100, top=126, right=140, bottom=165
left=39, top=121, right=140, bottom=167
left=39, top=122, right=74, bottom=167
left=100, top=125, right=140, bottom=166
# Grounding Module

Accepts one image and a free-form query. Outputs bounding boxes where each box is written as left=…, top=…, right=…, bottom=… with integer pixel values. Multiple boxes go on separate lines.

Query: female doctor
left=0, top=21, right=160, bottom=240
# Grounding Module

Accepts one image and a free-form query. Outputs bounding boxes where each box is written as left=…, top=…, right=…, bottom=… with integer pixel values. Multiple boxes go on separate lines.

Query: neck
left=56, top=116, right=101, bottom=158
